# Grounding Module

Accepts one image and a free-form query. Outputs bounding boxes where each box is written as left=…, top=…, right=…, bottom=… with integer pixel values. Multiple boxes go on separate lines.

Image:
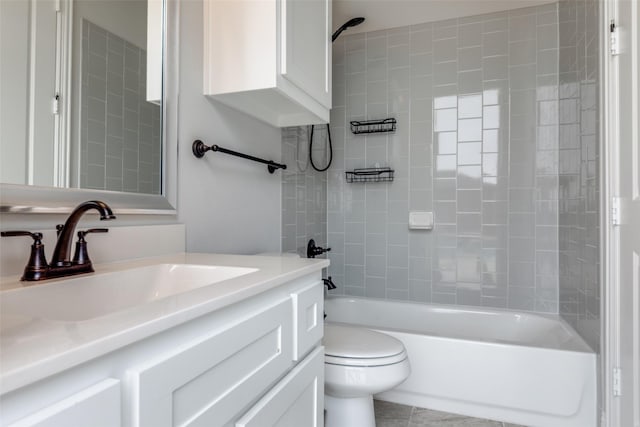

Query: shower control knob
left=307, top=239, right=331, bottom=258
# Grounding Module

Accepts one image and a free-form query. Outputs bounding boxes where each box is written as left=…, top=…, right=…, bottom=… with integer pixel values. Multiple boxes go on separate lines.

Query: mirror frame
left=0, top=0, right=178, bottom=216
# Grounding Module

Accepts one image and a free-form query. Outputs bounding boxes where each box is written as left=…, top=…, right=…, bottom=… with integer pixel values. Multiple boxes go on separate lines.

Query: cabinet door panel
left=128, top=298, right=293, bottom=427
left=8, top=379, right=120, bottom=427
left=236, top=346, right=324, bottom=427
left=281, top=0, right=331, bottom=108
left=291, top=282, right=323, bottom=360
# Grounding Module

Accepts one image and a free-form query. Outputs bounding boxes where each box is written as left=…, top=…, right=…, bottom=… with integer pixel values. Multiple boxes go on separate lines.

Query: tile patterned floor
left=374, top=400, right=527, bottom=427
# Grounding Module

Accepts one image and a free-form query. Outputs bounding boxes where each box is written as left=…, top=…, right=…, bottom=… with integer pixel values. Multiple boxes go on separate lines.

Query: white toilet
left=323, top=324, right=411, bottom=427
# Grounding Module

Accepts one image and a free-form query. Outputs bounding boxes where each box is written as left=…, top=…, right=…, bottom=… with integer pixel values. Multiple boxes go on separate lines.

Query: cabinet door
left=7, top=379, right=121, bottom=427
left=291, top=281, right=323, bottom=361
left=236, top=346, right=324, bottom=427
left=128, top=298, right=293, bottom=427
left=280, top=0, right=331, bottom=109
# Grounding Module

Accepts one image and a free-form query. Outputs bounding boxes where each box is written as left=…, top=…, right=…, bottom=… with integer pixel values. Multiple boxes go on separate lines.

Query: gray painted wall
left=177, top=0, right=282, bottom=255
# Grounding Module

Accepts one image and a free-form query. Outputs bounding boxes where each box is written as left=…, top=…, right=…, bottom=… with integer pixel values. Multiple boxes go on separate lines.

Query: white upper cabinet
left=203, top=0, right=331, bottom=127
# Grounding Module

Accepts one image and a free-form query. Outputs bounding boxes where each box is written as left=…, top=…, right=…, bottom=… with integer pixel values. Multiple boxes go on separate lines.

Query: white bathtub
left=325, top=296, right=597, bottom=427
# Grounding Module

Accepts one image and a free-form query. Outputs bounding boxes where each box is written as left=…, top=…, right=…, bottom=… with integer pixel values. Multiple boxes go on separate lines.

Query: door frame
left=602, top=0, right=640, bottom=425
left=601, top=0, right=618, bottom=423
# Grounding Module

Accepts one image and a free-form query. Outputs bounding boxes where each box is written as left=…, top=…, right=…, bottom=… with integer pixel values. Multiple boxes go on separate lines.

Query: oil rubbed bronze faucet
left=50, top=201, right=116, bottom=267
left=1, top=200, right=116, bottom=281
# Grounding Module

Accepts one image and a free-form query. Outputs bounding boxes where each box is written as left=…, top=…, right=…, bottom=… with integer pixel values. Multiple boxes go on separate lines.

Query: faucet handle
left=77, top=228, right=109, bottom=240
left=1, top=230, right=43, bottom=242
left=73, top=228, right=108, bottom=265
left=1, top=231, right=49, bottom=281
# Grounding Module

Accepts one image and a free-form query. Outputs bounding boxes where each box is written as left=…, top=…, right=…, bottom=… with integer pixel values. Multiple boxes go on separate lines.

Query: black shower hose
left=309, top=124, right=333, bottom=172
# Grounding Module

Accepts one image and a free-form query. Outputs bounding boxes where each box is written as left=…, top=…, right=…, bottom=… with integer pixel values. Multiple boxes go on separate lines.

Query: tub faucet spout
left=323, top=276, right=337, bottom=290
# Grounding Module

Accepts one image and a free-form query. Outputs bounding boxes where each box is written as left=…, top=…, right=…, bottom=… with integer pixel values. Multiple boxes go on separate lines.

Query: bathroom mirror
left=0, top=0, right=176, bottom=214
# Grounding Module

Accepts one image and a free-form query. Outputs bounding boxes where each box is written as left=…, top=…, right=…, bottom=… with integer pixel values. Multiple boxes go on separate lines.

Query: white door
left=605, top=0, right=640, bottom=425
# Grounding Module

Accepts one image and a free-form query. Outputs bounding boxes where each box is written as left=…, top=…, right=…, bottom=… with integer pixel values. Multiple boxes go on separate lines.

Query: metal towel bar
left=192, top=140, right=287, bottom=174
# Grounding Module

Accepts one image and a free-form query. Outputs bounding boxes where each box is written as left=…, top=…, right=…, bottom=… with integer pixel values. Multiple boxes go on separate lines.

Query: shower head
left=332, top=17, right=365, bottom=42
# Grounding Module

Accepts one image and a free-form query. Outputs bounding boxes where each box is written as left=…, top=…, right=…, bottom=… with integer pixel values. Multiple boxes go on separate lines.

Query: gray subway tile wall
left=558, top=0, right=600, bottom=351
left=316, top=4, right=561, bottom=313
left=281, top=126, right=328, bottom=257
left=282, top=2, right=597, bottom=323
left=81, top=20, right=161, bottom=194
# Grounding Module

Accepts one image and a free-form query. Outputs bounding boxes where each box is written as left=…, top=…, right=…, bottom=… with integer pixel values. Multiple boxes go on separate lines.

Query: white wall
left=176, top=0, right=282, bottom=254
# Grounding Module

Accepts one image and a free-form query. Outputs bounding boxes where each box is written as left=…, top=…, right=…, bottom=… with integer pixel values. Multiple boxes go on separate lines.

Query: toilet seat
left=324, top=324, right=407, bottom=367
left=325, top=351, right=407, bottom=367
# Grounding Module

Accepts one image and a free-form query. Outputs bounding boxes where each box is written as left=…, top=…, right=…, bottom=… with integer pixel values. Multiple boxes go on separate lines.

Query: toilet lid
left=323, top=324, right=406, bottom=359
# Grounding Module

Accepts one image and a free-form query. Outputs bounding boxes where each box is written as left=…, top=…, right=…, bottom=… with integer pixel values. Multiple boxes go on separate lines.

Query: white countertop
left=0, top=253, right=329, bottom=394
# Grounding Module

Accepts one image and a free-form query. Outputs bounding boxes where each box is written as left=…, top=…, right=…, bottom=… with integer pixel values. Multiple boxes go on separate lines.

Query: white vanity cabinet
left=5, top=379, right=121, bottom=427
left=236, top=347, right=324, bottom=427
left=0, top=273, right=325, bottom=427
left=203, top=0, right=331, bottom=127
left=129, top=298, right=294, bottom=427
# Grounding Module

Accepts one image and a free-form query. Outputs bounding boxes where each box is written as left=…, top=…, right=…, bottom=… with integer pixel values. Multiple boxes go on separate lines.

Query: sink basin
left=0, top=264, right=257, bottom=322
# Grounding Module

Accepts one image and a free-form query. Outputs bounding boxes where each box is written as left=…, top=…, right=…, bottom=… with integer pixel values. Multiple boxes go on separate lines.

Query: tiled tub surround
left=557, top=0, right=600, bottom=352
left=80, top=20, right=162, bottom=194
left=324, top=4, right=562, bottom=313
left=326, top=296, right=597, bottom=427
left=281, top=126, right=328, bottom=256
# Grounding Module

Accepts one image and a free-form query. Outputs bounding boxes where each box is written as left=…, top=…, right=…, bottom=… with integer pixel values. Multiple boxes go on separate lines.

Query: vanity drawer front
left=128, top=298, right=293, bottom=427
left=235, top=346, right=324, bottom=427
left=7, top=379, right=121, bottom=427
left=291, top=281, right=323, bottom=361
